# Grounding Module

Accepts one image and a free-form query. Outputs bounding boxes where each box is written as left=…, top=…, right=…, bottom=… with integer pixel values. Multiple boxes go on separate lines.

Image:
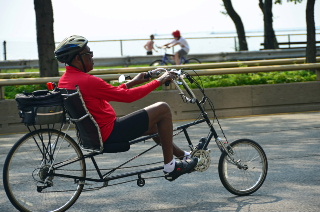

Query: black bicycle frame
left=52, top=115, right=217, bottom=184
left=50, top=70, right=225, bottom=188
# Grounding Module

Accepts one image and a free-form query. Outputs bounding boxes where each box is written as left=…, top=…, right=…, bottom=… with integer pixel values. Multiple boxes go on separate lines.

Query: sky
left=0, top=0, right=319, bottom=43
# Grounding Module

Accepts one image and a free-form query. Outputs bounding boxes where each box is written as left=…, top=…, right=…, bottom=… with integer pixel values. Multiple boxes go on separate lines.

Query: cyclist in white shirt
left=163, top=30, right=189, bottom=65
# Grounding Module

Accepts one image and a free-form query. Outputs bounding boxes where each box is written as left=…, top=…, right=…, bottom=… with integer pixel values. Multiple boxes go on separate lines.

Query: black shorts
left=105, top=109, right=149, bottom=144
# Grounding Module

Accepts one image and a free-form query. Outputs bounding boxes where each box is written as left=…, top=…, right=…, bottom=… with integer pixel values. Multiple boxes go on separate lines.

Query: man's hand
left=157, top=71, right=176, bottom=85
left=125, top=73, right=150, bottom=88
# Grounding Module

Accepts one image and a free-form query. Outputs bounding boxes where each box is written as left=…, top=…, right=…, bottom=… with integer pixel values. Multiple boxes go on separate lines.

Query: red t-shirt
left=58, top=66, right=161, bottom=141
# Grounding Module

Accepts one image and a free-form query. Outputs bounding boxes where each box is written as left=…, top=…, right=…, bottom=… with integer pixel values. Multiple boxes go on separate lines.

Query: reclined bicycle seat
left=61, top=88, right=103, bottom=153
left=61, top=87, right=130, bottom=153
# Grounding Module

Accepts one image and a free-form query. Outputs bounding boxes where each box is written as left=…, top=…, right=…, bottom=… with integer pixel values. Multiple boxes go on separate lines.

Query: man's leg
left=174, top=53, right=181, bottom=65
left=152, top=136, right=186, bottom=160
left=144, top=102, right=198, bottom=181
left=144, top=102, right=184, bottom=163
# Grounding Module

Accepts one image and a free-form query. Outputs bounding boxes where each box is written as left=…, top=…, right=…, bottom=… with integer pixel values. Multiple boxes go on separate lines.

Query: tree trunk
left=260, top=0, right=279, bottom=49
left=34, top=0, right=58, bottom=77
left=306, top=0, right=316, bottom=63
left=222, top=0, right=248, bottom=51
left=305, top=0, right=319, bottom=80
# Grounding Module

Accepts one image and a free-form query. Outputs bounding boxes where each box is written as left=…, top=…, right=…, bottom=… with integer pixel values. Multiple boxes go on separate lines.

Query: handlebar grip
left=145, top=70, right=162, bottom=79
left=144, top=71, right=152, bottom=79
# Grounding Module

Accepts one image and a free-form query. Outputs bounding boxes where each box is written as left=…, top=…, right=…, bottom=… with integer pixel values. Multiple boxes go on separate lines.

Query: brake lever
left=199, top=96, right=207, bottom=104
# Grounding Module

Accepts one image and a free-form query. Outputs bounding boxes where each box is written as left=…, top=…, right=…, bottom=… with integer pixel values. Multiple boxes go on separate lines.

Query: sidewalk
left=1, top=111, right=320, bottom=212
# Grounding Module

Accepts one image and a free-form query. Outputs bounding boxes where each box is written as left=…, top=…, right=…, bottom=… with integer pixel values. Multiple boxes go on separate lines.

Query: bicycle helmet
left=54, top=35, right=88, bottom=64
left=172, top=30, right=181, bottom=38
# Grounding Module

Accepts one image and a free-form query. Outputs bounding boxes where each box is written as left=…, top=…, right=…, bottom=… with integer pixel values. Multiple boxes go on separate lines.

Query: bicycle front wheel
left=3, top=129, right=86, bottom=212
left=218, top=139, right=268, bottom=196
left=150, top=59, right=167, bottom=66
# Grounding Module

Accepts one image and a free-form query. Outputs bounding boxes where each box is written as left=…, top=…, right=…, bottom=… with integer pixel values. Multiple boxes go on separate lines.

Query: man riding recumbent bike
left=3, top=68, right=268, bottom=212
left=3, top=34, right=267, bottom=212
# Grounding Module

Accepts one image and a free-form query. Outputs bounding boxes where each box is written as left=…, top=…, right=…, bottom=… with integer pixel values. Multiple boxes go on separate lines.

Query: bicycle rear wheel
left=218, top=139, right=268, bottom=196
left=183, top=58, right=201, bottom=64
left=3, top=129, right=86, bottom=212
left=150, top=59, right=167, bottom=66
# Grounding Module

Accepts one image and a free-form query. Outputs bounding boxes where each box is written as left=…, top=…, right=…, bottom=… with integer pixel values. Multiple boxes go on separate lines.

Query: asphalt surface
left=1, top=111, right=320, bottom=212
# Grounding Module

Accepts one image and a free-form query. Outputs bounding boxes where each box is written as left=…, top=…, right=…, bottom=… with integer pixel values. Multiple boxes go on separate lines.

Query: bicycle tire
left=3, top=129, right=86, bottom=212
left=149, top=59, right=167, bottom=66
left=218, top=139, right=268, bottom=196
left=183, top=58, right=201, bottom=64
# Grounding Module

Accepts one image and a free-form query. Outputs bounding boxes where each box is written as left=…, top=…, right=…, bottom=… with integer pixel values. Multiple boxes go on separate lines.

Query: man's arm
left=125, top=71, right=174, bottom=89
left=125, top=72, right=150, bottom=88
left=144, top=42, right=149, bottom=50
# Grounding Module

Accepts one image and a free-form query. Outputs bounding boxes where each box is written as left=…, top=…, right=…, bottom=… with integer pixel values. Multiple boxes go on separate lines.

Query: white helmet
left=54, top=35, right=88, bottom=64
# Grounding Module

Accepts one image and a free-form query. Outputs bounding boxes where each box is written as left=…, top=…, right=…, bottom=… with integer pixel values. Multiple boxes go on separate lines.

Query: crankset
left=191, top=149, right=211, bottom=172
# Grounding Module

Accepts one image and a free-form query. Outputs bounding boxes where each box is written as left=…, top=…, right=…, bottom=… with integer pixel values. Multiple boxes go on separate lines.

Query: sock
left=163, top=158, right=176, bottom=173
left=183, top=151, right=191, bottom=161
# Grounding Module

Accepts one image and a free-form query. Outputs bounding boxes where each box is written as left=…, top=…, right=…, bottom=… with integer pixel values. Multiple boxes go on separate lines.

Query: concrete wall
left=1, top=81, right=319, bottom=134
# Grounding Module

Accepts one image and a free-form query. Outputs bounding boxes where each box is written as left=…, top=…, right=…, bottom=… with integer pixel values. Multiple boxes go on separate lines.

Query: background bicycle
left=150, top=47, right=201, bottom=66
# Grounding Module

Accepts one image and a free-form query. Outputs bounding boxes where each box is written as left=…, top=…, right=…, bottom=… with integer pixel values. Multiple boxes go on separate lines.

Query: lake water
left=1, top=30, right=319, bottom=61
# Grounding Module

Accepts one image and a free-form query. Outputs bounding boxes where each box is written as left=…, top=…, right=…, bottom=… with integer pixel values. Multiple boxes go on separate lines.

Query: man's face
left=79, top=46, right=94, bottom=72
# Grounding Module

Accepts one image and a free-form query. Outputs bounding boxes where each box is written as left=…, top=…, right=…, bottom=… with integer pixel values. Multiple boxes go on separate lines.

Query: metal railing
left=0, top=59, right=319, bottom=99
left=2, top=33, right=319, bottom=60
left=1, top=48, right=320, bottom=73
left=0, top=57, right=318, bottom=79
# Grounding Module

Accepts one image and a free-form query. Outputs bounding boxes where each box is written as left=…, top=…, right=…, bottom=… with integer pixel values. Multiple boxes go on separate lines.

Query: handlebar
left=145, top=68, right=198, bottom=103
left=143, top=68, right=169, bottom=86
left=156, top=45, right=171, bottom=49
left=144, top=68, right=181, bottom=78
left=119, top=68, right=200, bottom=104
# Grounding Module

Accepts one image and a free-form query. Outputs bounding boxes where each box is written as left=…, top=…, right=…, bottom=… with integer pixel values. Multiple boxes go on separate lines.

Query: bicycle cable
left=184, top=70, right=229, bottom=143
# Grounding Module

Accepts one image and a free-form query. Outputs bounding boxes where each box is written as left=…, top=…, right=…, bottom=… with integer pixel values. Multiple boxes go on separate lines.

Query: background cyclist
left=162, top=30, right=190, bottom=65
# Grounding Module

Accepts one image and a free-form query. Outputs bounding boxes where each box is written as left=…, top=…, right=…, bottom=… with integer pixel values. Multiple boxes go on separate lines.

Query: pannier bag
left=15, top=90, right=65, bottom=125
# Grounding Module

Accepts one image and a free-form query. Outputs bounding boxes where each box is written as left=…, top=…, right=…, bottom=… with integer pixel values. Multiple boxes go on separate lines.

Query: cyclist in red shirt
left=163, top=30, right=190, bottom=65
left=55, top=35, right=198, bottom=181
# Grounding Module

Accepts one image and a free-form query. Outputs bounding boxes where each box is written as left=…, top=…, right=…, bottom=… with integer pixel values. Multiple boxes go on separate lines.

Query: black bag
left=15, top=90, right=65, bottom=125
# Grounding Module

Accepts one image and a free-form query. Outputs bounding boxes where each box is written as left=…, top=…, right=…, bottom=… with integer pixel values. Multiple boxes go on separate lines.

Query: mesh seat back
left=62, top=89, right=103, bottom=153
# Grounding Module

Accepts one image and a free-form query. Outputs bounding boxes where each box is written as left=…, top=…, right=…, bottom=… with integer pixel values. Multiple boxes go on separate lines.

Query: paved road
left=1, top=112, right=320, bottom=212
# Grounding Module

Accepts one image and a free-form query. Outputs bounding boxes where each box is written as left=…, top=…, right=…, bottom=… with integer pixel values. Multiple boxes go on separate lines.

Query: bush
left=5, top=84, right=47, bottom=99
left=188, top=70, right=316, bottom=88
left=4, top=70, right=317, bottom=99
